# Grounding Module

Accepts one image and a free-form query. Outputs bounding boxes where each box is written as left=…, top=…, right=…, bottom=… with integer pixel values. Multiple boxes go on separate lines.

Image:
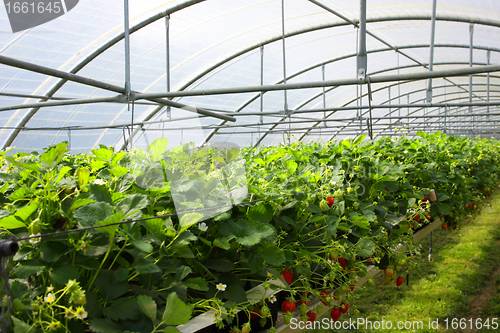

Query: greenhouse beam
left=0, top=95, right=124, bottom=112
left=488, top=50, right=491, bottom=118
left=0, top=55, right=236, bottom=123
left=357, top=0, right=367, bottom=81
left=136, top=64, right=500, bottom=99
left=124, top=0, right=131, bottom=95
left=469, top=23, right=474, bottom=114
left=426, top=0, right=438, bottom=103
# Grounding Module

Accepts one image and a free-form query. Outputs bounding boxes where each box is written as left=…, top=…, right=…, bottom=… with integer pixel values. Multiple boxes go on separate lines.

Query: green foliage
left=0, top=133, right=499, bottom=332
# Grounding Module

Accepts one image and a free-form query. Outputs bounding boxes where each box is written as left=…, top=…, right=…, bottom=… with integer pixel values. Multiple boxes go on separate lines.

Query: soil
left=458, top=263, right=500, bottom=333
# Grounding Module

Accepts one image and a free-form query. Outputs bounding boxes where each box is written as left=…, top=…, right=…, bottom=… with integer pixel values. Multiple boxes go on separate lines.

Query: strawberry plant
left=0, top=132, right=498, bottom=332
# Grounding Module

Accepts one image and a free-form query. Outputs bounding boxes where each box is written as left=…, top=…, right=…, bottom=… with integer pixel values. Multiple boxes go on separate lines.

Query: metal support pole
left=281, top=0, right=288, bottom=113
left=260, top=45, right=264, bottom=124
left=357, top=0, right=367, bottom=81
left=0, top=55, right=236, bottom=122
left=429, top=231, right=433, bottom=262
left=166, top=15, right=171, bottom=120
left=389, top=86, right=392, bottom=130
left=124, top=0, right=131, bottom=95
left=137, top=64, right=500, bottom=99
left=322, top=64, right=326, bottom=127
left=426, top=0, right=437, bottom=103
left=398, top=52, right=401, bottom=119
left=487, top=49, right=491, bottom=120
left=281, top=0, right=290, bottom=145
left=469, top=23, right=474, bottom=114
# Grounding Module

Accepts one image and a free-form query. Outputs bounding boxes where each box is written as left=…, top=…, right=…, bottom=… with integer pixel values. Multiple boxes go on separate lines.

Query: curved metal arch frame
left=120, top=14, right=500, bottom=150
left=204, top=48, right=500, bottom=146
left=326, top=90, right=500, bottom=142
left=5, top=5, right=500, bottom=149
left=256, top=57, right=494, bottom=146
left=1, top=0, right=205, bottom=150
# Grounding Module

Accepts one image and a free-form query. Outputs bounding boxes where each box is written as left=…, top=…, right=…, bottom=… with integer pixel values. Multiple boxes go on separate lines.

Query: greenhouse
left=0, top=0, right=500, bottom=332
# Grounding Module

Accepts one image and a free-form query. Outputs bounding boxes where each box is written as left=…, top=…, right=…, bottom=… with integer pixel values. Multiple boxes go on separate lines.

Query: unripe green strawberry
left=340, top=285, right=349, bottom=294
left=334, top=189, right=343, bottom=200
left=316, top=304, right=324, bottom=314
left=299, top=302, right=308, bottom=315
left=319, top=200, right=329, bottom=212
left=30, top=218, right=41, bottom=235
left=284, top=311, right=293, bottom=325
left=353, top=201, right=359, bottom=209
left=329, top=272, right=336, bottom=282
left=347, top=187, right=354, bottom=194
left=260, top=305, right=270, bottom=318
left=241, top=323, right=251, bottom=333
left=259, top=318, right=267, bottom=327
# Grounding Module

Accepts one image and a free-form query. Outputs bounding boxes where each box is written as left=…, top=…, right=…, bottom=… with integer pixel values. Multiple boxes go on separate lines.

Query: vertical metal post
left=68, top=129, right=71, bottom=153
left=260, top=45, right=264, bottom=124
left=469, top=23, right=474, bottom=113
left=407, top=94, right=410, bottom=132
left=487, top=49, right=491, bottom=121
left=389, top=86, right=392, bottom=130
left=357, top=0, right=367, bottom=82
left=469, top=23, right=474, bottom=135
left=166, top=15, right=171, bottom=120
left=398, top=52, right=401, bottom=119
left=444, top=105, right=448, bottom=133
left=281, top=0, right=290, bottom=145
left=124, top=0, right=132, bottom=149
left=356, top=27, right=362, bottom=133
left=426, top=0, right=437, bottom=103
left=281, top=0, right=288, bottom=112
left=322, top=64, right=326, bottom=127
left=124, top=0, right=131, bottom=95
left=359, top=85, right=363, bottom=132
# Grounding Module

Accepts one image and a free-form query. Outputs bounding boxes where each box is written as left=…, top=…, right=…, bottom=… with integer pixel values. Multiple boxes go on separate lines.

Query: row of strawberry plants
left=0, top=131, right=497, bottom=333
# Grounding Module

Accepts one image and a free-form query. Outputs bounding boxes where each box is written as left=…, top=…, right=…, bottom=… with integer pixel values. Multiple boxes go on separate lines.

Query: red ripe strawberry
left=281, top=269, right=293, bottom=285
left=282, top=300, right=296, bottom=313
left=338, top=257, right=347, bottom=270
left=466, top=204, right=471, bottom=209
left=488, top=192, right=491, bottom=197
left=250, top=309, right=259, bottom=320
left=442, top=224, right=447, bottom=230
left=340, top=302, right=349, bottom=314
left=326, top=196, right=335, bottom=207
left=366, top=257, right=373, bottom=264
left=453, top=226, right=457, bottom=230
left=423, top=196, right=429, bottom=202
left=306, top=311, right=317, bottom=322
left=396, top=276, right=404, bottom=287
left=415, top=215, right=420, bottom=222
left=350, top=284, right=355, bottom=291
left=320, top=290, right=331, bottom=306
left=330, top=307, right=342, bottom=322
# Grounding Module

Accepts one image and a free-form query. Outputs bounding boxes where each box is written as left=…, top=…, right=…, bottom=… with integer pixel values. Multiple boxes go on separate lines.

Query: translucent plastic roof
left=1, top=0, right=500, bottom=153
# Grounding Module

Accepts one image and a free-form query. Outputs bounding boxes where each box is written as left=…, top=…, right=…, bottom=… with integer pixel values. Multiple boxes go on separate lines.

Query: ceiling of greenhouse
left=1, top=0, right=500, bottom=153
